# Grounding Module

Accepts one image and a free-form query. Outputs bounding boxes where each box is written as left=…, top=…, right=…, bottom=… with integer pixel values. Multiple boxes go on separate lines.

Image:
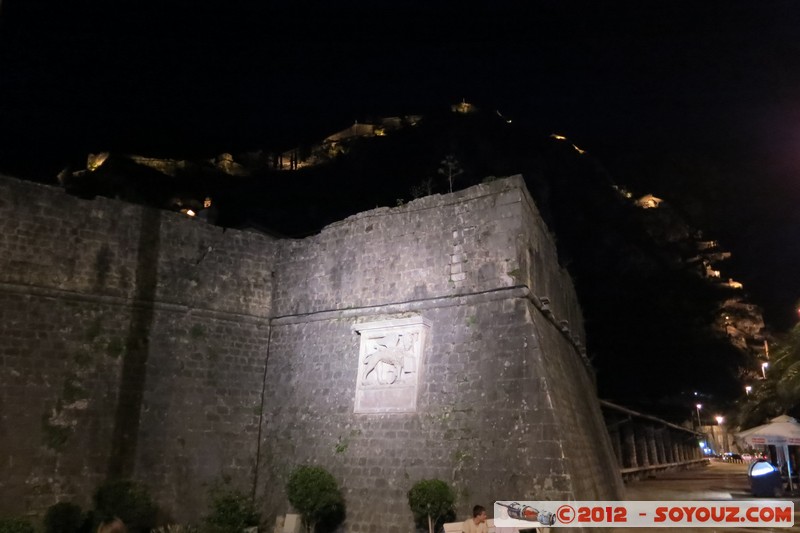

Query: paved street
left=617, top=460, right=800, bottom=532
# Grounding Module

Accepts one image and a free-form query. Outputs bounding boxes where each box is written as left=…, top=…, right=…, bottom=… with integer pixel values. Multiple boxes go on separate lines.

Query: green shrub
left=152, top=525, right=198, bottom=533
left=203, top=487, right=260, bottom=533
left=0, top=518, right=35, bottom=533
left=286, top=466, right=345, bottom=533
left=407, top=479, right=455, bottom=533
left=93, top=479, right=157, bottom=533
left=45, top=502, right=85, bottom=533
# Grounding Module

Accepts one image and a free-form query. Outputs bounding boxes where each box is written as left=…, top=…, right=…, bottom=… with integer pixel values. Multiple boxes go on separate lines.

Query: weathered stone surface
left=0, top=175, right=274, bottom=514
left=0, top=173, right=622, bottom=529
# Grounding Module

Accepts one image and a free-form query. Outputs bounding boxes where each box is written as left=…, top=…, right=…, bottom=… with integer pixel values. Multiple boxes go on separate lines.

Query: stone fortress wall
left=0, top=175, right=275, bottom=516
left=0, top=173, right=623, bottom=530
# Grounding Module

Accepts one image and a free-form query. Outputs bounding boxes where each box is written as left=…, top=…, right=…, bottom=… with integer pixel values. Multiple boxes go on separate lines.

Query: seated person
left=463, top=505, right=488, bottom=533
left=97, top=518, right=126, bottom=533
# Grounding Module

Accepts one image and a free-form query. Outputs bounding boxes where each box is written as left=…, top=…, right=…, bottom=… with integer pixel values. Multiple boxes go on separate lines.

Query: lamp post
left=696, top=403, right=702, bottom=428
left=715, top=416, right=727, bottom=453
left=745, top=385, right=752, bottom=395
left=762, top=362, right=769, bottom=379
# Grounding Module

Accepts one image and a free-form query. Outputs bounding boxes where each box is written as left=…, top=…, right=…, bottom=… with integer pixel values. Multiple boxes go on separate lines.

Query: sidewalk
left=625, top=460, right=753, bottom=501
left=616, top=460, right=800, bottom=532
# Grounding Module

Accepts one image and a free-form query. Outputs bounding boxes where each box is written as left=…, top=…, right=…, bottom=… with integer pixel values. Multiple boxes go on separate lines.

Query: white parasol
left=737, top=415, right=800, bottom=492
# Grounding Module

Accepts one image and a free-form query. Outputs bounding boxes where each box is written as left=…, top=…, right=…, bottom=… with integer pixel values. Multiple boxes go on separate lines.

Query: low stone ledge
left=621, top=458, right=709, bottom=481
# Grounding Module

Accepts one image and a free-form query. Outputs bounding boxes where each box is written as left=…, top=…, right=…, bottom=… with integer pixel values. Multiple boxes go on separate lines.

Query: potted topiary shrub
left=0, top=518, right=35, bottom=533
left=285, top=466, right=345, bottom=533
left=45, top=502, right=86, bottom=533
left=203, top=486, right=261, bottom=533
left=407, top=479, right=455, bottom=533
left=92, top=479, right=158, bottom=533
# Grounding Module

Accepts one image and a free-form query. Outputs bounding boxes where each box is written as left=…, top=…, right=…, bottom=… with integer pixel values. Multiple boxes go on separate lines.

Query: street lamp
left=696, top=403, right=702, bottom=427
left=715, top=416, right=728, bottom=453
left=745, top=385, right=752, bottom=395
left=762, top=362, right=769, bottom=379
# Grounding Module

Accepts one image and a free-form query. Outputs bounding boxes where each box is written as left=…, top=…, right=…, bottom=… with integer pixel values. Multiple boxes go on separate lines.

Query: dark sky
left=2, top=0, right=800, bottom=330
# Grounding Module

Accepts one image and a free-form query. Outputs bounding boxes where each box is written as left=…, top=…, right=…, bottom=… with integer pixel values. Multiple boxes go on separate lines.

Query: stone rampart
left=0, top=173, right=622, bottom=529
left=0, top=175, right=275, bottom=515
left=261, top=176, right=622, bottom=531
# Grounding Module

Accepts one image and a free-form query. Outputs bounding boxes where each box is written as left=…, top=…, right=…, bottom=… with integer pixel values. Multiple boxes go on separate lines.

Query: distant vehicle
left=722, top=453, right=744, bottom=462
left=741, top=453, right=753, bottom=461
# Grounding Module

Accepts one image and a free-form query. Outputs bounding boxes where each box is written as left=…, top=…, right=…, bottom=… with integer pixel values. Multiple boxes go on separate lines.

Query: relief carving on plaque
left=352, top=316, right=430, bottom=413
left=361, top=331, right=417, bottom=386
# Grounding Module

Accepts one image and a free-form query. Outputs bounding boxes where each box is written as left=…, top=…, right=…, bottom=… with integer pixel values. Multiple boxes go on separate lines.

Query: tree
left=774, top=324, right=800, bottom=408
left=286, top=466, right=345, bottom=533
left=410, top=177, right=435, bottom=199
left=437, top=155, right=463, bottom=193
left=44, top=502, right=86, bottom=533
left=737, top=323, right=800, bottom=428
left=0, top=518, right=35, bottom=533
left=204, top=486, right=261, bottom=533
left=92, top=480, right=157, bottom=533
left=407, top=479, right=455, bottom=533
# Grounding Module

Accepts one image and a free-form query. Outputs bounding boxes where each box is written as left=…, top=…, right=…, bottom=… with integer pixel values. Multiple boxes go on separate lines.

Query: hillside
left=52, top=106, right=768, bottom=420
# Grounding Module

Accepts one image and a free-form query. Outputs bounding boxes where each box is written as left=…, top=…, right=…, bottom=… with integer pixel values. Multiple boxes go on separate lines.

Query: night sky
left=3, top=1, right=800, bottom=407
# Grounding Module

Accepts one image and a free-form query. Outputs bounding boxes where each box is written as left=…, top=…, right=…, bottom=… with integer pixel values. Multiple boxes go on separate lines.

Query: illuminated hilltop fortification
left=56, top=106, right=770, bottom=414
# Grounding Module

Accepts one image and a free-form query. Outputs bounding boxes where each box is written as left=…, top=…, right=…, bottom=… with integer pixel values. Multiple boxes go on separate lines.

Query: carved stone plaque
left=351, top=316, right=431, bottom=413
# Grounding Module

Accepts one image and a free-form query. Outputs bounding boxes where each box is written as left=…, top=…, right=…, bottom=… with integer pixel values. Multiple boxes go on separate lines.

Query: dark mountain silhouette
left=22, top=107, right=768, bottom=421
